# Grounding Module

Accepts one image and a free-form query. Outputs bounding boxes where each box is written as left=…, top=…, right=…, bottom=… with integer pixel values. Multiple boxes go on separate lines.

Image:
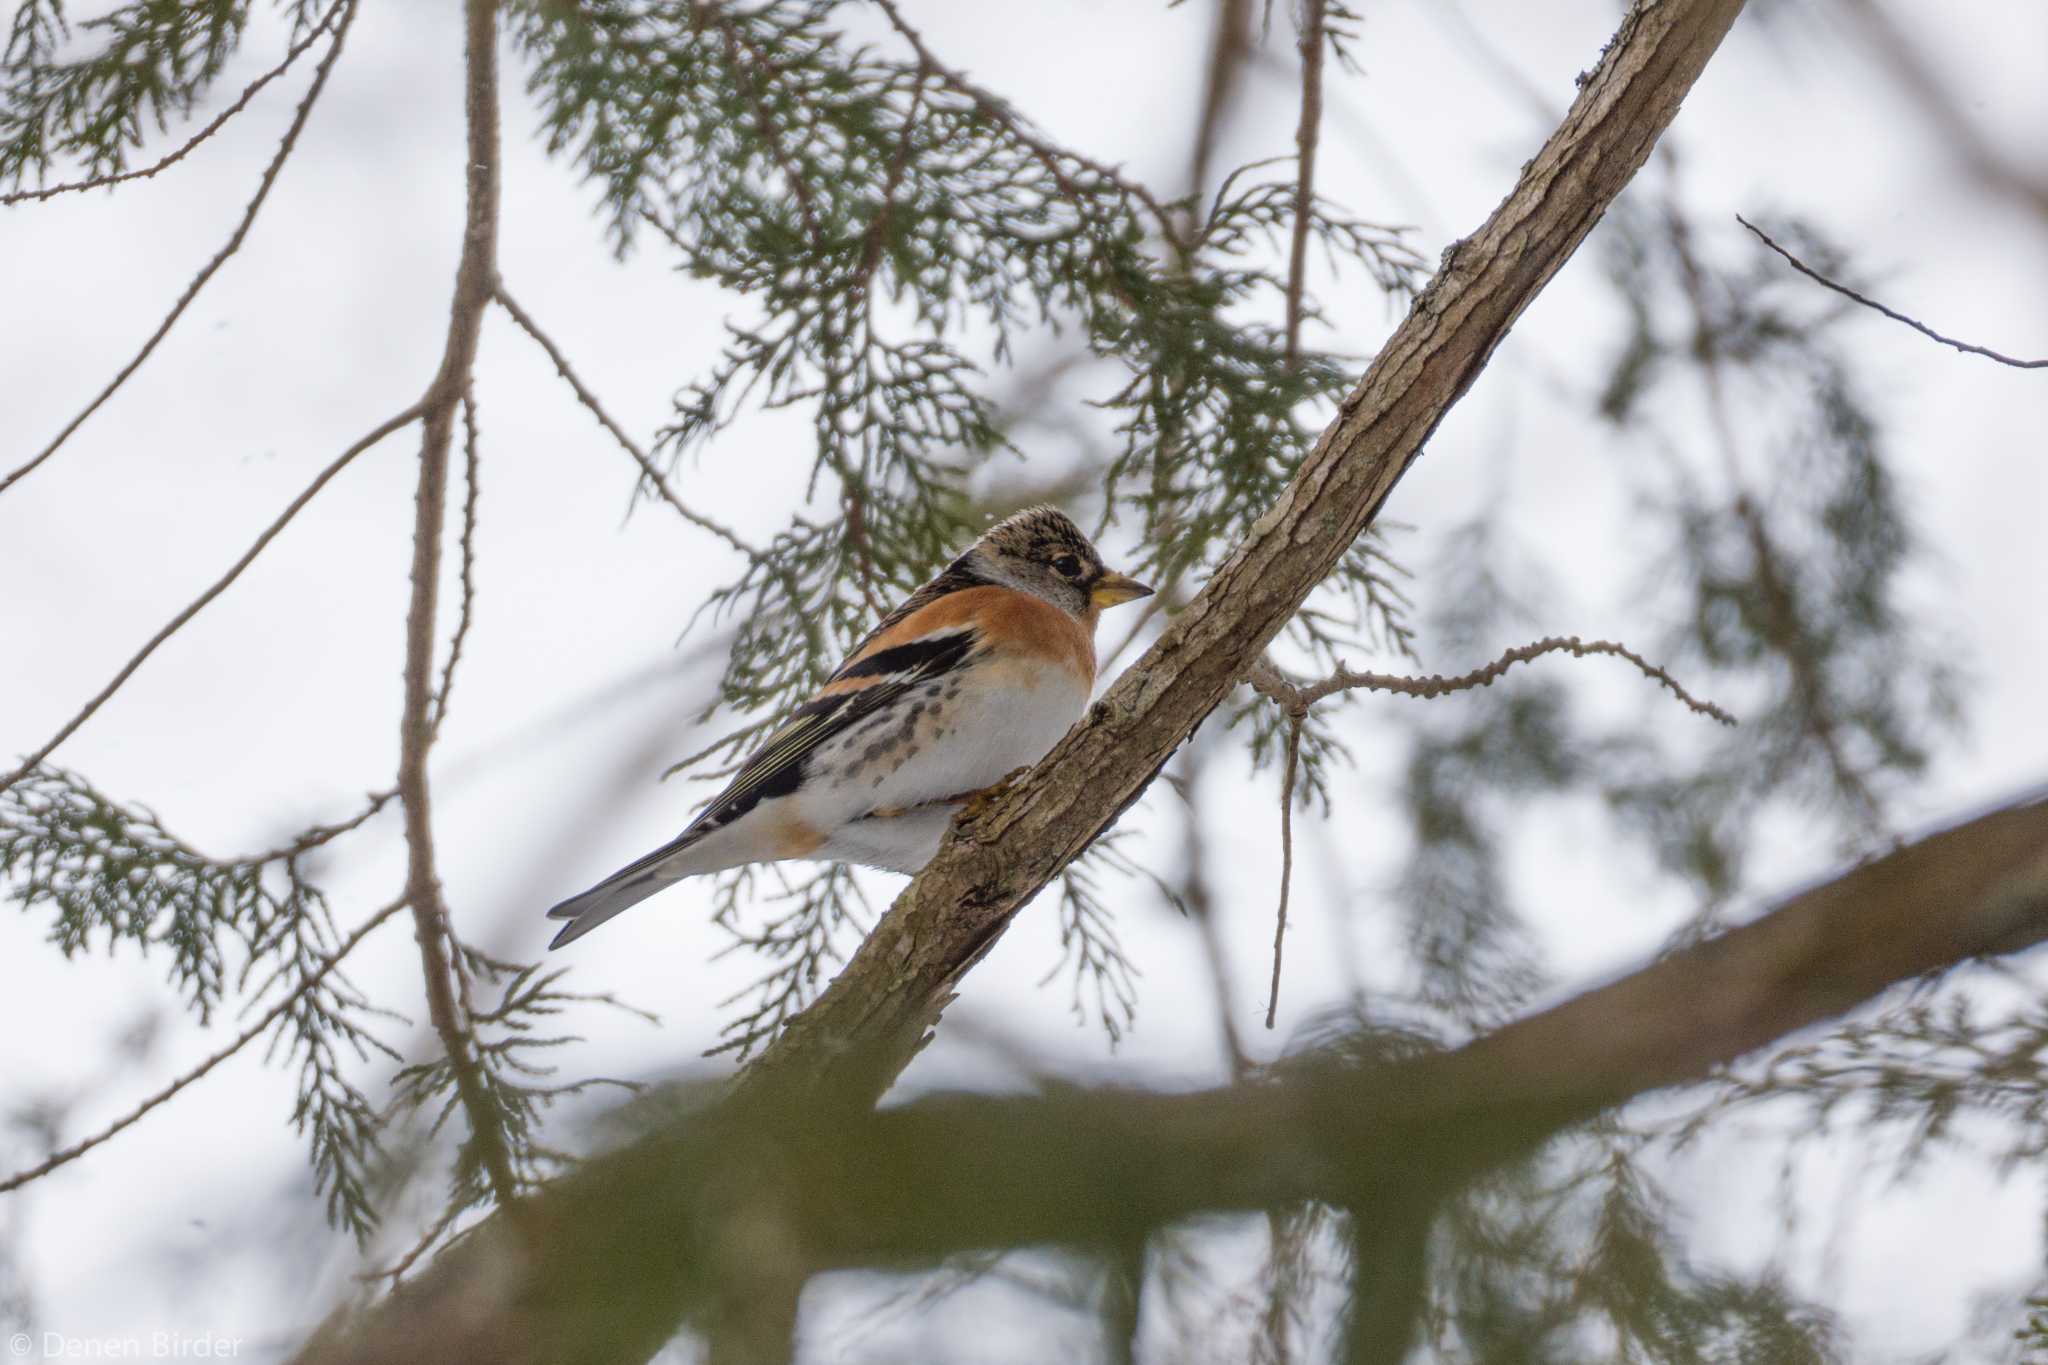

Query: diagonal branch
left=0, top=401, right=422, bottom=799
left=738, top=0, right=1753, bottom=1111
left=292, top=787, right=2048, bottom=1363
left=0, top=0, right=349, bottom=207
left=0, top=0, right=361, bottom=499
left=490, top=284, right=766, bottom=562
left=1738, top=214, right=2048, bottom=370
left=0, top=894, right=407, bottom=1195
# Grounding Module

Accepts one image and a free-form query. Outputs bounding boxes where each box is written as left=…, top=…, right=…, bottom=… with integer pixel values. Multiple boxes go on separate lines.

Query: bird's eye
left=1053, top=554, right=1083, bottom=578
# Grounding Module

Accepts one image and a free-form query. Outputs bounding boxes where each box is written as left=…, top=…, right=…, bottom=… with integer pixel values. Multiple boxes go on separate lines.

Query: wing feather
left=668, top=625, right=977, bottom=846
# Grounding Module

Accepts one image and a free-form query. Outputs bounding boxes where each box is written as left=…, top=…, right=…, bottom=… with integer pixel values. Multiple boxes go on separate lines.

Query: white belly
left=805, top=653, right=1090, bottom=873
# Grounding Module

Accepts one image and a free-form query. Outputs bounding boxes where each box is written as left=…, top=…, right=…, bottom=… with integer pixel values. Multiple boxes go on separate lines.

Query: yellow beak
left=1089, top=570, right=1155, bottom=609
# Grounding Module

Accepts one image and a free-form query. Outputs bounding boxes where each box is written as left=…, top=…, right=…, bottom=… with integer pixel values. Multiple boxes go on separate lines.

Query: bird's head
left=964, top=505, right=1154, bottom=622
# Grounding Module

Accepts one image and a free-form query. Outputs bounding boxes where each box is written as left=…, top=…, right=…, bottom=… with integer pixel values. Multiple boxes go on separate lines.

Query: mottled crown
left=975, top=505, right=1102, bottom=572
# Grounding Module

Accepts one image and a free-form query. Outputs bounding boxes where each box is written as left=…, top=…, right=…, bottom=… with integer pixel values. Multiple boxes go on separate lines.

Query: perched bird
left=545, top=506, right=1153, bottom=949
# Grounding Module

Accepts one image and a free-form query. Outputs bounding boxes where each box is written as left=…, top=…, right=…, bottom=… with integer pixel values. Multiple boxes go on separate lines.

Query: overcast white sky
left=3, top=1, right=2046, bottom=1360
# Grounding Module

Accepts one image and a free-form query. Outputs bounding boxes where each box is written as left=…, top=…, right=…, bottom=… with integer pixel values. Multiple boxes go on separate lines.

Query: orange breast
left=842, top=585, right=1095, bottom=685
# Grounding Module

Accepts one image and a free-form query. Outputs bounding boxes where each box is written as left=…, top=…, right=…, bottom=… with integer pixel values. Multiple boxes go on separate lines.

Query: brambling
left=546, top=506, right=1153, bottom=949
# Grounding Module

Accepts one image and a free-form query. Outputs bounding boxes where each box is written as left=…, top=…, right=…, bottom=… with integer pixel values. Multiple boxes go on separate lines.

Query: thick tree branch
left=296, top=790, right=2048, bottom=1363
left=737, top=0, right=1751, bottom=1109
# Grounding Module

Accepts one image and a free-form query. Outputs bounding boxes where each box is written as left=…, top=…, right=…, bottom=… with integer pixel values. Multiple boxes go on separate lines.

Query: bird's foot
left=958, top=766, right=1031, bottom=822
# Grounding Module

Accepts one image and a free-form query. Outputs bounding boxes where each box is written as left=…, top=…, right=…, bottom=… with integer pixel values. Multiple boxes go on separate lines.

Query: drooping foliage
left=0, top=1, right=2021, bottom=1358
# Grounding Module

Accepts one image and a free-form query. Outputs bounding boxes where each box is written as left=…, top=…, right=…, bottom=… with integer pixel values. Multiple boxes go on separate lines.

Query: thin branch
left=489, top=284, right=764, bottom=562
left=0, top=0, right=361, bottom=499
left=0, top=401, right=424, bottom=799
left=1186, top=0, right=1254, bottom=200
left=397, top=0, right=518, bottom=1215
left=868, top=0, right=1174, bottom=231
left=222, top=787, right=399, bottom=868
left=495, top=279, right=833, bottom=720
left=1264, top=711, right=1304, bottom=1030
left=1738, top=214, right=2047, bottom=370
left=431, top=389, right=483, bottom=739
left=0, top=894, right=406, bottom=1195
left=1247, top=635, right=1737, bottom=726
left=1283, top=0, right=1328, bottom=367
left=365, top=1198, right=466, bottom=1288
left=0, top=0, right=348, bottom=207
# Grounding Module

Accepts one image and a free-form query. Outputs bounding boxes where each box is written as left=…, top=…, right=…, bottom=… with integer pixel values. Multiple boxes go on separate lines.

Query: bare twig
left=0, top=402, right=424, bottom=798
left=493, top=280, right=832, bottom=677
left=1738, top=215, right=2047, bottom=370
left=0, top=0, right=361, bottom=499
left=365, top=1198, right=467, bottom=1288
left=396, top=0, right=518, bottom=1215
left=1283, top=0, right=1328, bottom=367
left=489, top=285, right=764, bottom=562
left=1247, top=635, right=1737, bottom=726
left=1264, top=711, right=1304, bottom=1030
left=431, top=389, right=483, bottom=739
left=224, top=787, right=399, bottom=868
left=0, top=894, right=406, bottom=1194
left=0, top=0, right=348, bottom=207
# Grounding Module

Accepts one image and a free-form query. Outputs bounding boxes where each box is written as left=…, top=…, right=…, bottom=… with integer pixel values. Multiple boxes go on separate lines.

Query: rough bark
left=739, top=0, right=1751, bottom=1108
